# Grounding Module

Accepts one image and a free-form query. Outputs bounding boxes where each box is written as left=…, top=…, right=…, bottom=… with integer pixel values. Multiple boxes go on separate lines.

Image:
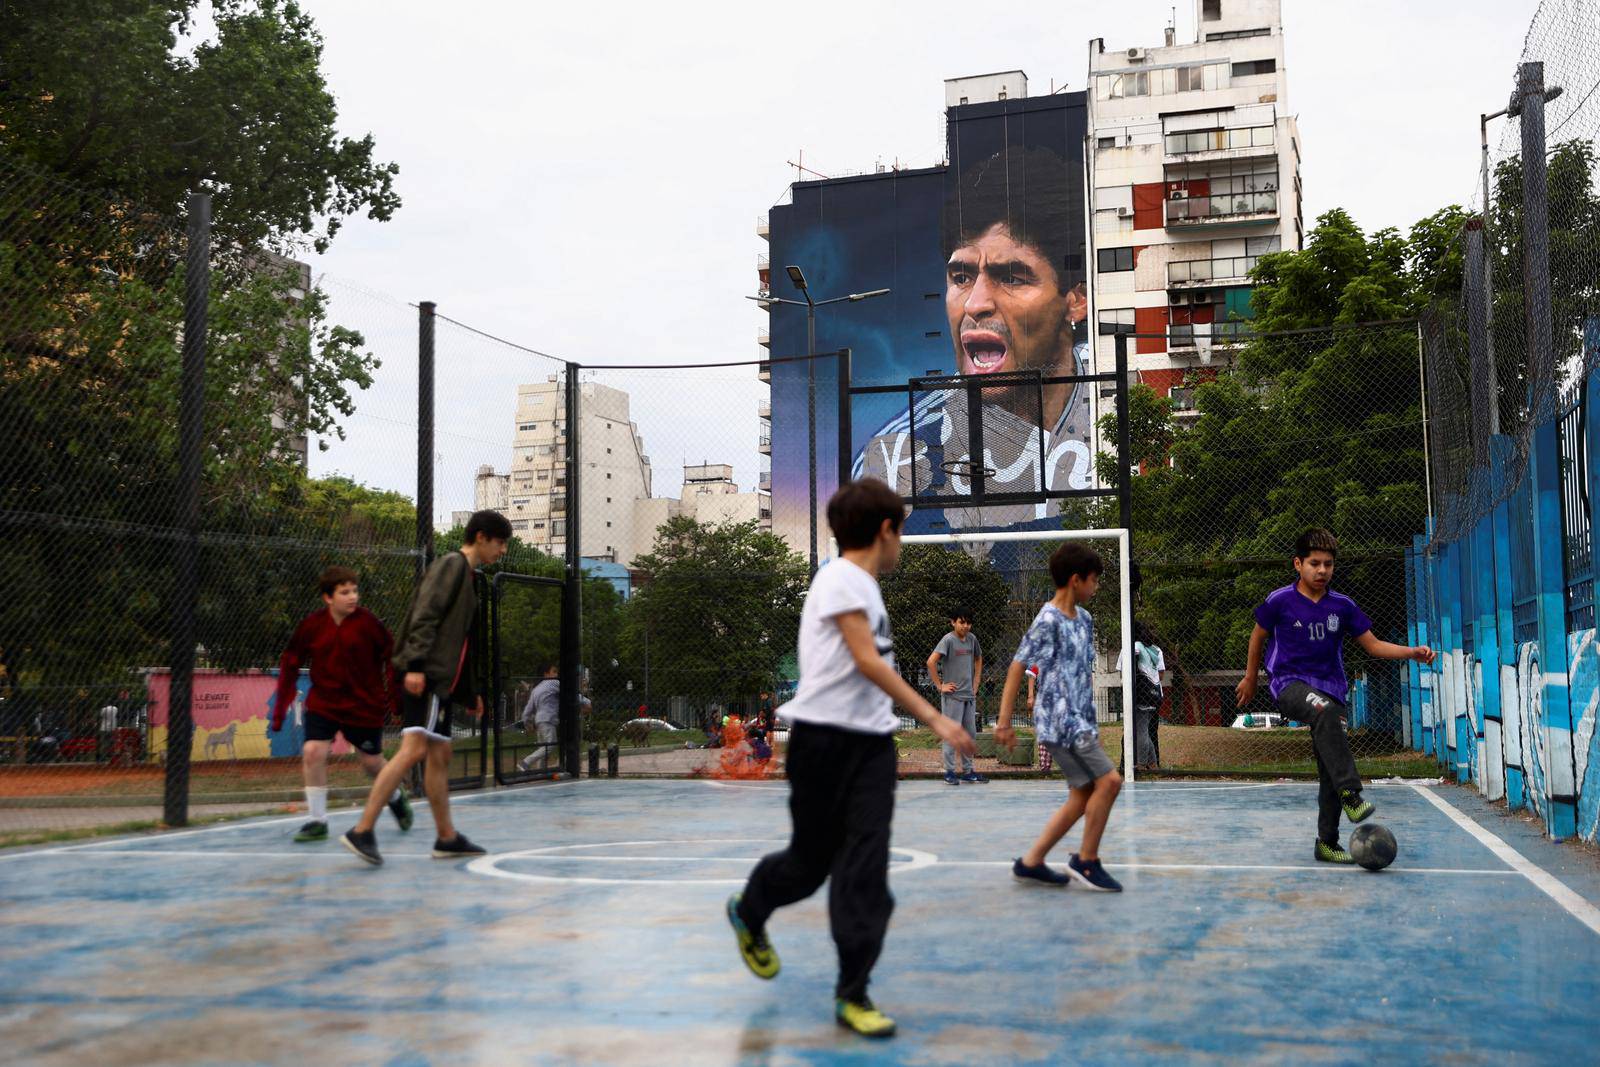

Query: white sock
left=306, top=786, right=328, bottom=822
left=391, top=788, right=403, bottom=804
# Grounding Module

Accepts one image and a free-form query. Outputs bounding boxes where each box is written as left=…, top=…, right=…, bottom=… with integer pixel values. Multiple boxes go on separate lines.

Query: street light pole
left=746, top=275, right=890, bottom=575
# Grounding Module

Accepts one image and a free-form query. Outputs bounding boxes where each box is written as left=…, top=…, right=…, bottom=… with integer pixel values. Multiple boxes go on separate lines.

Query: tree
left=1, top=0, right=400, bottom=254
left=879, top=543, right=1016, bottom=692
left=0, top=1, right=400, bottom=710
left=621, top=518, right=807, bottom=723
left=1092, top=208, right=1444, bottom=692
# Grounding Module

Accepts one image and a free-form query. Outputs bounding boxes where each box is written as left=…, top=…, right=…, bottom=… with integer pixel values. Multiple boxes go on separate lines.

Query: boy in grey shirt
left=928, top=609, right=986, bottom=784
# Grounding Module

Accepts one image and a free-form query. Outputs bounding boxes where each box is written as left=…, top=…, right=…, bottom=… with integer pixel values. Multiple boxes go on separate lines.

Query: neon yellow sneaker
left=1315, top=839, right=1356, bottom=864
left=726, top=894, right=779, bottom=979
left=836, top=998, right=896, bottom=1038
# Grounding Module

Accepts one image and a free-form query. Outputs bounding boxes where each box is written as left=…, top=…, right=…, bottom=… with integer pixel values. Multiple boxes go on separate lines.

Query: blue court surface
left=2, top=779, right=1598, bottom=1066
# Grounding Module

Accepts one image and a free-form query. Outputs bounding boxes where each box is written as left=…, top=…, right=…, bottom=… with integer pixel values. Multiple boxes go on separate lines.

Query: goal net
left=872, top=529, right=1138, bottom=781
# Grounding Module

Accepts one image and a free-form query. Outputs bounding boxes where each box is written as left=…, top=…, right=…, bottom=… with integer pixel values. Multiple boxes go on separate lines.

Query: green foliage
left=1, top=0, right=400, bottom=254
left=619, top=517, right=807, bottom=719
left=879, top=543, right=1016, bottom=691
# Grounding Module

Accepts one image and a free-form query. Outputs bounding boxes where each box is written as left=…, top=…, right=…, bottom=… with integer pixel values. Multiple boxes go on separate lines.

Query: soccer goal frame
left=840, top=527, right=1139, bottom=783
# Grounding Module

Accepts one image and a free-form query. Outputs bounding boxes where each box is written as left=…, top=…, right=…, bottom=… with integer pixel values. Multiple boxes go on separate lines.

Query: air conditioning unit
left=1127, top=47, right=1147, bottom=61
left=1116, top=206, right=1134, bottom=217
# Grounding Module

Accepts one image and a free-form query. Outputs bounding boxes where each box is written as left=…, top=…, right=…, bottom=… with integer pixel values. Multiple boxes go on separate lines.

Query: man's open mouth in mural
left=958, top=320, right=1012, bottom=376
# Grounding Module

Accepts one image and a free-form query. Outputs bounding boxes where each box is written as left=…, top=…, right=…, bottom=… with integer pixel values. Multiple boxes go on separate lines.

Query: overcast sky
left=293, top=0, right=1540, bottom=520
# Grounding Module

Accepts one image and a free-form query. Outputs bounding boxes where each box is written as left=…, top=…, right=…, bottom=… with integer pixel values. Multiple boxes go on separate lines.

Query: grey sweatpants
left=940, top=695, right=976, bottom=775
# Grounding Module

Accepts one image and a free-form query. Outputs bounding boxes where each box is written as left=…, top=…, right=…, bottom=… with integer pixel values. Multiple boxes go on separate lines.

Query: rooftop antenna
left=787, top=149, right=830, bottom=182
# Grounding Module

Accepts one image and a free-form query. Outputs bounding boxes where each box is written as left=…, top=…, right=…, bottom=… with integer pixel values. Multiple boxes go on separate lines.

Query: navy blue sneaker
left=943, top=772, right=960, bottom=786
left=1012, top=858, right=1070, bottom=886
left=959, top=771, right=988, bottom=783
left=1067, top=854, right=1123, bottom=892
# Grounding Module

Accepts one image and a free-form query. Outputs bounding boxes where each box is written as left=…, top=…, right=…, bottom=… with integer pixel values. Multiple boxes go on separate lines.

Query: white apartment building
left=625, top=463, right=773, bottom=565
left=508, top=378, right=652, bottom=563
left=473, top=464, right=509, bottom=511
left=1087, top=0, right=1302, bottom=418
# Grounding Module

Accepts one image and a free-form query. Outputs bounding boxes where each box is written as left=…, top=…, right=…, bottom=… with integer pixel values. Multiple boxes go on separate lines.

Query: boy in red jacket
left=273, top=566, right=412, bottom=842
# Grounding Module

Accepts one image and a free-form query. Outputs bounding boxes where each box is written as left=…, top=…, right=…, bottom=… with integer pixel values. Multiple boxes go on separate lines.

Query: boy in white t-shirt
left=726, top=478, right=976, bottom=1040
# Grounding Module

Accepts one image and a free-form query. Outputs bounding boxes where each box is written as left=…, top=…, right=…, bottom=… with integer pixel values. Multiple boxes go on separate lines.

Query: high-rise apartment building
left=1087, top=0, right=1301, bottom=417
left=626, top=463, right=772, bottom=564
left=508, top=378, right=652, bottom=563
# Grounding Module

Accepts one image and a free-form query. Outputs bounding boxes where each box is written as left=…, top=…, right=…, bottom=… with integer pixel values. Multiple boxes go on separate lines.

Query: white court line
left=32, top=849, right=433, bottom=861
left=1411, top=784, right=1600, bottom=937
left=931, top=859, right=1519, bottom=876
left=0, top=777, right=592, bottom=862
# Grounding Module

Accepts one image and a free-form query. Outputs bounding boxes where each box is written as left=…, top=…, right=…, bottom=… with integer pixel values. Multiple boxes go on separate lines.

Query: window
left=537, top=470, right=549, bottom=480
left=959, top=96, right=968, bottom=105
left=1098, top=309, right=1136, bottom=335
left=553, top=520, right=566, bottom=537
left=1176, top=65, right=1205, bottom=92
left=1106, top=71, right=1149, bottom=99
left=1202, top=0, right=1221, bottom=19
left=606, top=496, right=611, bottom=503
left=1231, top=59, right=1276, bottom=78
left=606, top=447, right=612, bottom=454
left=518, top=422, right=537, bottom=431
left=1098, top=246, right=1135, bottom=273
left=1097, top=136, right=1117, bottom=150
left=606, top=521, right=612, bottom=528
left=1245, top=235, right=1281, bottom=256
left=1206, top=27, right=1269, bottom=40
left=533, top=521, right=545, bottom=530
left=606, top=473, right=612, bottom=480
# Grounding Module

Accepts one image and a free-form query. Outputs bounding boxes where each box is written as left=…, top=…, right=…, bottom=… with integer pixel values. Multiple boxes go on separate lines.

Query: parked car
left=1230, top=712, right=1286, bottom=730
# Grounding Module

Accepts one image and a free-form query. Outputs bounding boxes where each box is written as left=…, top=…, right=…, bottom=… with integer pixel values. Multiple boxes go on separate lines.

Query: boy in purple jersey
left=1236, top=529, right=1435, bottom=863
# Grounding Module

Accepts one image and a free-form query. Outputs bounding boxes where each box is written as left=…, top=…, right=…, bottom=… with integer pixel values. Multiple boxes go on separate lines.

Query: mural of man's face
left=946, top=223, right=1079, bottom=380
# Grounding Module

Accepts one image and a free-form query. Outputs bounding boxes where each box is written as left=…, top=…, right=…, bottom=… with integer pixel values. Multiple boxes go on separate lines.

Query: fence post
left=1437, top=539, right=1459, bottom=772
left=1114, top=333, right=1132, bottom=536
left=1489, top=437, right=1518, bottom=805
left=836, top=348, right=853, bottom=489
left=1520, top=60, right=1578, bottom=838
left=1404, top=546, right=1418, bottom=750
left=416, top=302, right=436, bottom=583
left=163, top=191, right=210, bottom=828
left=561, top=363, right=583, bottom=777
left=1464, top=221, right=1492, bottom=470
left=1414, top=537, right=1436, bottom=761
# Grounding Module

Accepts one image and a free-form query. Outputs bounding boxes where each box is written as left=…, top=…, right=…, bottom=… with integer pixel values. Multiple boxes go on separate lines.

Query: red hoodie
left=273, top=606, right=397, bottom=730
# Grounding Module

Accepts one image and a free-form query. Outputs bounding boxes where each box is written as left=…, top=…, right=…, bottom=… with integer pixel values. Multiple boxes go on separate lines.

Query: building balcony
left=759, top=433, right=772, bottom=455
left=1169, top=386, right=1200, bottom=420
left=1167, top=255, right=1261, bottom=288
left=759, top=470, right=771, bottom=491
left=758, top=327, right=770, bottom=348
left=1166, top=191, right=1278, bottom=229
left=758, top=361, right=771, bottom=383
left=757, top=214, right=769, bottom=240
left=757, top=252, right=770, bottom=271
left=1168, top=322, right=1251, bottom=356
left=759, top=399, right=770, bottom=419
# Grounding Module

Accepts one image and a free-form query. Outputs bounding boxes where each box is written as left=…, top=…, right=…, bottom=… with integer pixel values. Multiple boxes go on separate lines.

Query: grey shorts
left=1044, top=738, right=1115, bottom=789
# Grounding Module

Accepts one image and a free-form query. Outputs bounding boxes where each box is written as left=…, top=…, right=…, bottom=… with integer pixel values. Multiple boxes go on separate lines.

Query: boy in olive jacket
left=342, top=511, right=511, bottom=866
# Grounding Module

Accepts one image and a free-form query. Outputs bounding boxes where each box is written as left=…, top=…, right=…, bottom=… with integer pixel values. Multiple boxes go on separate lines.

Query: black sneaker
left=943, top=771, right=960, bottom=786
left=1012, top=857, right=1071, bottom=886
left=388, top=790, right=414, bottom=832
left=340, top=828, right=382, bottom=866
left=432, top=832, right=488, bottom=859
left=293, top=819, right=328, bottom=843
left=1067, top=853, right=1123, bottom=892
left=959, top=771, right=988, bottom=784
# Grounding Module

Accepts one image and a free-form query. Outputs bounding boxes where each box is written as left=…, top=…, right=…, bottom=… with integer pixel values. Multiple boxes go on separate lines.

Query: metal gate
left=490, top=571, right=567, bottom=785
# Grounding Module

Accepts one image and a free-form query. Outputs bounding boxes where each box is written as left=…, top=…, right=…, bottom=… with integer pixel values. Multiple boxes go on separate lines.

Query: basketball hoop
left=941, top=458, right=998, bottom=535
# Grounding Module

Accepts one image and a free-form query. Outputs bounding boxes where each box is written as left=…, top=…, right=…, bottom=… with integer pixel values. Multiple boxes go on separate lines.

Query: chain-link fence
left=0, top=148, right=581, bottom=841
left=1089, top=324, right=1431, bottom=778
left=1412, top=0, right=1600, bottom=842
